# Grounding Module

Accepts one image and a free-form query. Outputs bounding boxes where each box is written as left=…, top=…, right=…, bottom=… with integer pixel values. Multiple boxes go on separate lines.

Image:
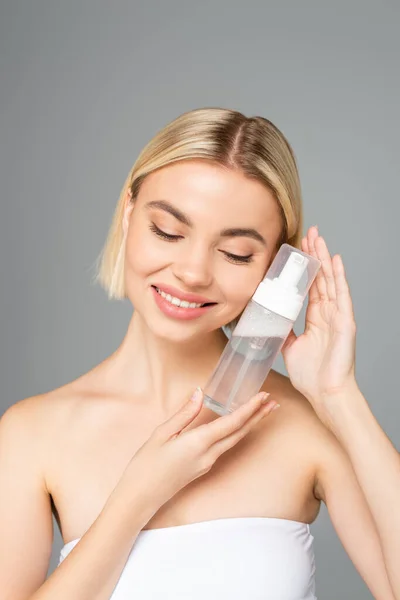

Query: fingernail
left=190, top=386, right=203, bottom=402
left=272, top=403, right=280, bottom=412
left=260, top=392, right=270, bottom=403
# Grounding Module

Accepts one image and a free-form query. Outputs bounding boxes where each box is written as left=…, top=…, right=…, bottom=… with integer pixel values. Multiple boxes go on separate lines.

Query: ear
left=122, top=188, right=134, bottom=236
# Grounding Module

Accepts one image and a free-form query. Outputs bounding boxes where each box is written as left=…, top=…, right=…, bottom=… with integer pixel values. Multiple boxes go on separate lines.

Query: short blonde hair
left=95, top=108, right=303, bottom=329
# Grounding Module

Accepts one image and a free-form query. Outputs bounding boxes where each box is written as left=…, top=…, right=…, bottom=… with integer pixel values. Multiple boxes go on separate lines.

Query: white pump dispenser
left=253, top=248, right=309, bottom=320
left=203, top=244, right=321, bottom=416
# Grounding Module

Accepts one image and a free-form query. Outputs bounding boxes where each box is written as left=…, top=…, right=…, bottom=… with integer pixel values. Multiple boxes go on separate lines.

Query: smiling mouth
left=151, top=285, right=217, bottom=308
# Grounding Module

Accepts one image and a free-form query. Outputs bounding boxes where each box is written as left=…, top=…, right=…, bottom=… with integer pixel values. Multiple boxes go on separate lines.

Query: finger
left=198, top=391, right=271, bottom=446
left=315, top=236, right=337, bottom=301
left=302, top=233, right=320, bottom=305
left=333, top=254, right=355, bottom=320
left=158, top=388, right=204, bottom=440
left=208, top=400, right=280, bottom=457
left=308, top=227, right=329, bottom=300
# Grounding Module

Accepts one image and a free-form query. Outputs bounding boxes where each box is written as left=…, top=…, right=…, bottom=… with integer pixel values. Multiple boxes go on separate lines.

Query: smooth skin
left=0, top=160, right=397, bottom=599
left=1, top=389, right=277, bottom=600
left=115, top=390, right=278, bottom=509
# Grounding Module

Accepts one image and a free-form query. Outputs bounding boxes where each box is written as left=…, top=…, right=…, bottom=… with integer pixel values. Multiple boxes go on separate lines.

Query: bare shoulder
left=0, top=380, right=86, bottom=486
left=1, top=356, right=110, bottom=432
left=1, top=381, right=80, bottom=436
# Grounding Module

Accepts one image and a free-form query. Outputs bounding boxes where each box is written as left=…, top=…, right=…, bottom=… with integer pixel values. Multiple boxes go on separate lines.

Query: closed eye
left=148, top=223, right=254, bottom=265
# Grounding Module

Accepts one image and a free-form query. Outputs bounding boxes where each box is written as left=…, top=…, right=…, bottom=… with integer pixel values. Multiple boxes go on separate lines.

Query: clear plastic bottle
left=203, top=244, right=321, bottom=415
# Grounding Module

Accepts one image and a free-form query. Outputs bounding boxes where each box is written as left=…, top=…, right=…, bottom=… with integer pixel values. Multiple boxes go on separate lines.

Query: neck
left=103, top=309, right=229, bottom=414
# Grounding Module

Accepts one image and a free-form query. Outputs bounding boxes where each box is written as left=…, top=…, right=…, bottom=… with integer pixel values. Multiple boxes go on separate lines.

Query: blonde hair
left=94, top=108, right=303, bottom=330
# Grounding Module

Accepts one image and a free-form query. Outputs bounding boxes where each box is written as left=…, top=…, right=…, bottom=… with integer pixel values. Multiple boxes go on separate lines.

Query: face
left=122, top=160, right=283, bottom=342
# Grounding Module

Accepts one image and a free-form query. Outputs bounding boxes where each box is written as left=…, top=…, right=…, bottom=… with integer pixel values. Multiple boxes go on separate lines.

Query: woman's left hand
left=281, top=226, right=358, bottom=409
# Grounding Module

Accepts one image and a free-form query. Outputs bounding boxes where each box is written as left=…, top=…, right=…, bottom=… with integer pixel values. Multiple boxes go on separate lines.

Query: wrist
left=309, top=379, right=367, bottom=435
left=105, top=475, right=163, bottom=529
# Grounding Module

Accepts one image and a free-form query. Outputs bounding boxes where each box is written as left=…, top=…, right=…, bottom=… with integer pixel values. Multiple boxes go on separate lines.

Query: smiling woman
left=3, top=107, right=398, bottom=600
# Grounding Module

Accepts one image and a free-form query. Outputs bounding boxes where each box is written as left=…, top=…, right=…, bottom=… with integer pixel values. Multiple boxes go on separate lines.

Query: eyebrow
left=145, top=200, right=267, bottom=247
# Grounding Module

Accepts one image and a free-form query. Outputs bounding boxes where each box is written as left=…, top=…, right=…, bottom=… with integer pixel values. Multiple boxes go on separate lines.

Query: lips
left=151, top=283, right=216, bottom=305
left=151, top=285, right=217, bottom=320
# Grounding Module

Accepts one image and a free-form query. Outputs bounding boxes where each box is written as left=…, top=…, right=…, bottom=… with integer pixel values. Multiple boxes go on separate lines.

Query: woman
left=0, top=108, right=399, bottom=600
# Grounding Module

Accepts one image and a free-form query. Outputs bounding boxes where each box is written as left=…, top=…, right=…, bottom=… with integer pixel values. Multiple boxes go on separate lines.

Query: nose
left=171, top=244, right=213, bottom=289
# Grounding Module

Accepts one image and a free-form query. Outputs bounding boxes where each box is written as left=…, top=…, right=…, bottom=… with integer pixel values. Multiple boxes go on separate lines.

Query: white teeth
left=155, top=287, right=205, bottom=309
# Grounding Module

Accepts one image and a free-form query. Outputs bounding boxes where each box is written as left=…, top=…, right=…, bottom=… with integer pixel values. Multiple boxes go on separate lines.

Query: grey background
left=0, top=1, right=399, bottom=598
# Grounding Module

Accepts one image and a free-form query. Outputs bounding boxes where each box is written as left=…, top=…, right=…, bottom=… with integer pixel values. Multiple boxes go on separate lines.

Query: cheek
left=124, top=226, right=165, bottom=278
left=218, top=267, right=263, bottom=309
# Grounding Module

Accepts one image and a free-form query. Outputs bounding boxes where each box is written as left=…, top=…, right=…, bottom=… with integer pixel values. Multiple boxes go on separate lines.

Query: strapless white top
left=58, top=516, right=317, bottom=599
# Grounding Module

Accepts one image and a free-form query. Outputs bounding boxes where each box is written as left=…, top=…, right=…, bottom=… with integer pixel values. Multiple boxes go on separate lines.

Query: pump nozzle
left=251, top=247, right=314, bottom=322
left=275, top=252, right=309, bottom=291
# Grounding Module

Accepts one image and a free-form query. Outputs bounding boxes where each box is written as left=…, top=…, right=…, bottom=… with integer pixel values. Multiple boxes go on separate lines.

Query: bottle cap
left=252, top=243, right=321, bottom=321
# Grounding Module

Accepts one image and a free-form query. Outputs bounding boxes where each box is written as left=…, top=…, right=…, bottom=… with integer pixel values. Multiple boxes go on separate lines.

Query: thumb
left=162, top=387, right=204, bottom=439
left=281, top=328, right=298, bottom=356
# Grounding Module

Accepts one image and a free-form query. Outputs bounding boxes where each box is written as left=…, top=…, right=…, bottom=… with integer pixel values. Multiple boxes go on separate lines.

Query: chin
left=140, top=312, right=223, bottom=345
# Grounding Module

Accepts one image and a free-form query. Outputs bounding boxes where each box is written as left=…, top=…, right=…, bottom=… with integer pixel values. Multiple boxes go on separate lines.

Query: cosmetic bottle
left=203, top=244, right=321, bottom=415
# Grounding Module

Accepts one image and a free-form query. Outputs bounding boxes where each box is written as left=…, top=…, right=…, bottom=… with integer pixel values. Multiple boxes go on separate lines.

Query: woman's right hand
left=121, top=388, right=279, bottom=507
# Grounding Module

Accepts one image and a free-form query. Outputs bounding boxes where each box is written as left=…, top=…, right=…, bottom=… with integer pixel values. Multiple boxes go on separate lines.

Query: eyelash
left=149, top=223, right=254, bottom=265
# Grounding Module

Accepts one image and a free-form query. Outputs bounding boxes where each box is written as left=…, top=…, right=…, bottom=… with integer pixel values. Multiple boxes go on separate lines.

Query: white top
left=58, top=516, right=317, bottom=599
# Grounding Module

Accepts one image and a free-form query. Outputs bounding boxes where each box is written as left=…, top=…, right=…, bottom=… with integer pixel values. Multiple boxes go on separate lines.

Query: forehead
left=137, top=160, right=281, bottom=227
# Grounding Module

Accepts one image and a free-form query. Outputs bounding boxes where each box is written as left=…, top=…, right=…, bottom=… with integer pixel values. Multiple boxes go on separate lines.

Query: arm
left=31, top=484, right=156, bottom=600
left=0, top=398, right=159, bottom=600
left=280, top=226, right=400, bottom=597
left=0, top=399, right=54, bottom=599
left=317, top=381, right=400, bottom=599
left=313, top=402, right=397, bottom=599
